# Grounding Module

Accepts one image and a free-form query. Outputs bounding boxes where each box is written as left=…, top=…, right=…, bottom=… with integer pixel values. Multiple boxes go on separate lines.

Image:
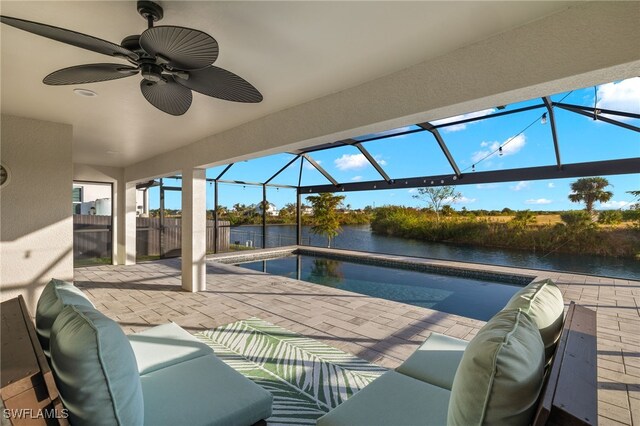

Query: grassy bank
left=371, top=206, right=640, bottom=258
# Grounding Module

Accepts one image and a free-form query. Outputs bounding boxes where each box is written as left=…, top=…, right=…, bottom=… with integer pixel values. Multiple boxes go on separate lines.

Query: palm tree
left=568, top=177, right=613, bottom=214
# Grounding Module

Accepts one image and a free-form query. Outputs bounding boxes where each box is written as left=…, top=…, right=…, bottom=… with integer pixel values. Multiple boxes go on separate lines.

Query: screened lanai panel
left=265, top=186, right=298, bottom=248
left=552, top=108, right=639, bottom=164
left=297, top=158, right=334, bottom=187
left=221, top=153, right=298, bottom=182
left=443, top=105, right=555, bottom=173
left=359, top=132, right=453, bottom=178
left=216, top=182, right=264, bottom=251
left=548, top=85, right=639, bottom=164
left=301, top=144, right=384, bottom=185
left=267, top=156, right=303, bottom=186
left=207, top=165, right=230, bottom=180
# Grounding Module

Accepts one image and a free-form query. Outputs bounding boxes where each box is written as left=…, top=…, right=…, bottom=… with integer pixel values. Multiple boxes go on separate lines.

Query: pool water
left=235, top=255, right=524, bottom=321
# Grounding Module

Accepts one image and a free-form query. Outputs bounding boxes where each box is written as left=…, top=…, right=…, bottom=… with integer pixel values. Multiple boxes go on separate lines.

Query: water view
left=230, top=224, right=640, bottom=280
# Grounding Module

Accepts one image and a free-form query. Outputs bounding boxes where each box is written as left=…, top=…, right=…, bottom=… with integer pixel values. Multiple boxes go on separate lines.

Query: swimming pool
left=235, top=254, right=526, bottom=321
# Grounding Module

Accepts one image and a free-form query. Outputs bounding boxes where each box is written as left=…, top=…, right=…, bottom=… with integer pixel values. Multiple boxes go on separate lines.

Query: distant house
left=254, top=202, right=278, bottom=216
left=301, top=205, right=313, bottom=215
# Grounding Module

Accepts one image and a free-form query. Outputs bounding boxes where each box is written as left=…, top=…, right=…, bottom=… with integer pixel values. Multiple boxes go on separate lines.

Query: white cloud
left=599, top=200, right=631, bottom=210
left=408, top=188, right=418, bottom=194
left=351, top=175, right=363, bottom=181
left=547, top=183, right=555, bottom=188
left=526, top=198, right=552, bottom=205
left=510, top=181, right=529, bottom=191
left=596, top=78, right=640, bottom=119
left=445, top=196, right=476, bottom=204
left=303, top=159, right=321, bottom=170
left=471, top=134, right=526, bottom=164
left=433, top=108, right=495, bottom=132
left=334, top=154, right=386, bottom=171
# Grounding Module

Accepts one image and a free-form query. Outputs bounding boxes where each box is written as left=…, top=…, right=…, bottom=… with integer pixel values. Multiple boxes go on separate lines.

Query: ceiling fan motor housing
left=141, top=63, right=163, bottom=82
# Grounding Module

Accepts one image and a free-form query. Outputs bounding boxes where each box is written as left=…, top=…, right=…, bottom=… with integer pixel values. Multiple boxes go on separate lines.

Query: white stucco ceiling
left=1, top=1, right=573, bottom=167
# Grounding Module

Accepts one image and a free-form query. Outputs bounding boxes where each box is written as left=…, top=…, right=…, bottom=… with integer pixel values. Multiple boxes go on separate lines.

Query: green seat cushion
left=396, top=332, right=468, bottom=390
left=141, top=354, right=272, bottom=426
left=50, top=305, right=143, bottom=426
left=448, top=309, right=544, bottom=426
left=36, top=278, right=95, bottom=357
left=128, top=322, right=214, bottom=375
left=317, top=371, right=450, bottom=426
left=503, top=279, right=564, bottom=361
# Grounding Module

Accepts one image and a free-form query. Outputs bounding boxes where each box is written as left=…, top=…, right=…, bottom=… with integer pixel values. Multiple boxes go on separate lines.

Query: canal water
left=229, top=224, right=640, bottom=280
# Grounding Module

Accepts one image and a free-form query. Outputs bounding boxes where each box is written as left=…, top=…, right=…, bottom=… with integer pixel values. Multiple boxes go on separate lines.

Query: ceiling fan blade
left=176, top=66, right=262, bottom=103
left=140, top=77, right=192, bottom=116
left=140, top=26, right=218, bottom=70
left=0, top=15, right=138, bottom=61
left=44, top=64, right=138, bottom=85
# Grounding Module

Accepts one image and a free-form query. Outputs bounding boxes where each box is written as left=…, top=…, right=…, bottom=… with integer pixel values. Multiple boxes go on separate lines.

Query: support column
left=181, top=168, right=207, bottom=292
left=116, top=181, right=137, bottom=265
left=262, top=185, right=267, bottom=249
left=213, top=180, right=219, bottom=254
left=296, top=190, right=302, bottom=246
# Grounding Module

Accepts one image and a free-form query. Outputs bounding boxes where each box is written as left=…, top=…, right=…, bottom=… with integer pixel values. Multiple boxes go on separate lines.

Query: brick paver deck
left=74, top=249, right=639, bottom=425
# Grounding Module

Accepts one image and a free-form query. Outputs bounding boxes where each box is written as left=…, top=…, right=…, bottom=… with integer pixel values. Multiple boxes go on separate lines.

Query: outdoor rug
left=195, top=318, right=387, bottom=425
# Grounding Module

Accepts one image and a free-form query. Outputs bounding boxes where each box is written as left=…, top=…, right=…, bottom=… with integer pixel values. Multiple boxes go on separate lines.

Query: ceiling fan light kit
left=0, top=1, right=262, bottom=116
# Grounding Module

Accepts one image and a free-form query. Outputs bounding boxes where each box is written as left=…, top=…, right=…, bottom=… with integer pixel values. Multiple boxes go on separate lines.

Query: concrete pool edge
left=207, top=246, right=538, bottom=286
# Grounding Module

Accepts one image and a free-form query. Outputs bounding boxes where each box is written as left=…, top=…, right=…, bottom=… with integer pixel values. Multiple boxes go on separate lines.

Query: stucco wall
left=1, top=115, right=73, bottom=313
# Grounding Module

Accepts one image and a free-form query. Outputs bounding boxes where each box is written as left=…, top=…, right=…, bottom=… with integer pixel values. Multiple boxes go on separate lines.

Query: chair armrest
left=396, top=333, right=468, bottom=390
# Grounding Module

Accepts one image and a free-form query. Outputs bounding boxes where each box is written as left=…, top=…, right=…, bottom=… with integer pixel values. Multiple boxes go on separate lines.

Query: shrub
left=560, top=210, right=593, bottom=228
left=622, top=208, right=640, bottom=222
left=598, top=210, right=623, bottom=225
left=510, top=210, right=536, bottom=228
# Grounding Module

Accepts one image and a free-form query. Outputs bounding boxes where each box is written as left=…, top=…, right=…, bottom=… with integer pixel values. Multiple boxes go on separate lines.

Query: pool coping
left=207, top=246, right=538, bottom=286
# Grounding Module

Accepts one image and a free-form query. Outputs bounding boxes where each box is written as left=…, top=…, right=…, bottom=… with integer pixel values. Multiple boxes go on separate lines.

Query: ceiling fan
left=0, top=1, right=263, bottom=116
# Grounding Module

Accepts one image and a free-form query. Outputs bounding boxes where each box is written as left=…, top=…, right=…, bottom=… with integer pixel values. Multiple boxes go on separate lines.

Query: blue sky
left=151, top=78, right=639, bottom=212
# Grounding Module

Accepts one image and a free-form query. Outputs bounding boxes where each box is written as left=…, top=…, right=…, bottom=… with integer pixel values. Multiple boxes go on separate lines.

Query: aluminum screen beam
left=217, top=179, right=296, bottom=189
left=302, top=153, right=340, bottom=187
left=543, top=97, right=562, bottom=170
left=417, top=122, right=461, bottom=177
left=554, top=103, right=640, bottom=132
left=554, top=102, right=640, bottom=120
left=354, top=142, right=391, bottom=183
left=298, top=158, right=640, bottom=193
left=215, top=163, right=234, bottom=180
left=264, top=155, right=301, bottom=185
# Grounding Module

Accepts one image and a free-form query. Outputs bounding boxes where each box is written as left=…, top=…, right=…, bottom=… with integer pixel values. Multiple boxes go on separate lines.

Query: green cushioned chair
left=396, top=332, right=468, bottom=390
left=503, top=278, right=564, bottom=362
left=316, top=371, right=450, bottom=426
left=50, top=305, right=144, bottom=426
left=140, top=354, right=273, bottom=426
left=447, top=309, right=545, bottom=426
left=36, top=278, right=95, bottom=357
left=128, top=322, right=214, bottom=375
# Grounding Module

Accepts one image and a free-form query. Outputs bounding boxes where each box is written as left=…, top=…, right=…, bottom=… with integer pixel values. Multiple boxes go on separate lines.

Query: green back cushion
left=36, top=279, right=95, bottom=356
left=50, top=305, right=143, bottom=426
left=448, top=309, right=545, bottom=426
left=503, top=279, right=564, bottom=360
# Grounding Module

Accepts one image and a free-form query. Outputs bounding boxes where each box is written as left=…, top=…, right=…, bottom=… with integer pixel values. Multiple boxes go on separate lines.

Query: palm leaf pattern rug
left=195, top=318, right=387, bottom=425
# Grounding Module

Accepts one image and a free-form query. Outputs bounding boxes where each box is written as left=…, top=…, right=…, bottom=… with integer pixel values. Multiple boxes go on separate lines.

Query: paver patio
left=73, top=250, right=640, bottom=425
